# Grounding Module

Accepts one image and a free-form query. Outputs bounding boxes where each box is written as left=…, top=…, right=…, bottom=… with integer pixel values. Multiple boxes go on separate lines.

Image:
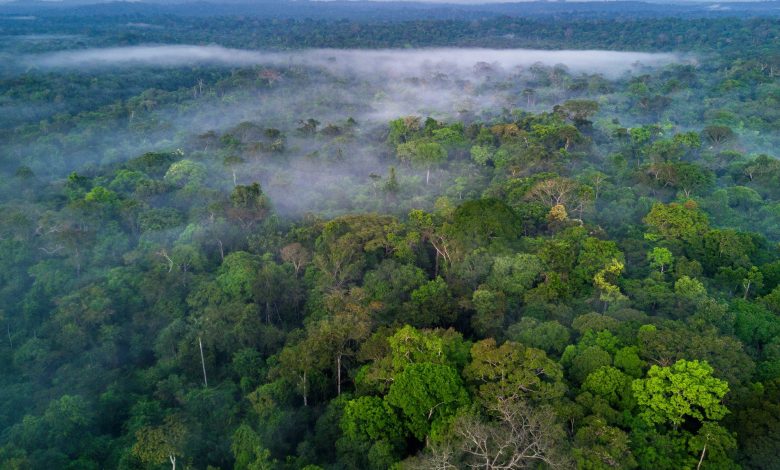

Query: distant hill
left=2, top=0, right=780, bottom=20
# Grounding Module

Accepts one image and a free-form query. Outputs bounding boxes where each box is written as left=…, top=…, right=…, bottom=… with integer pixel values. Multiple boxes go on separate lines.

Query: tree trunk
left=337, top=354, right=342, bottom=396
left=302, top=370, right=308, bottom=407
left=199, top=337, right=208, bottom=388
left=169, top=454, right=176, bottom=470
left=426, top=168, right=430, bottom=185
left=696, top=443, right=707, bottom=470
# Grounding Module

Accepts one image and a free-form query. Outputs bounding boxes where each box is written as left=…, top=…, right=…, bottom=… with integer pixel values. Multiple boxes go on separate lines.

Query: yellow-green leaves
left=632, top=359, right=729, bottom=428
left=594, top=258, right=627, bottom=304
left=463, top=338, right=564, bottom=403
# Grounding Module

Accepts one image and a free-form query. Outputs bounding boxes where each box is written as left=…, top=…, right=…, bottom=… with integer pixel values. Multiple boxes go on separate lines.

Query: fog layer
left=28, top=45, right=681, bottom=78
left=5, top=44, right=694, bottom=216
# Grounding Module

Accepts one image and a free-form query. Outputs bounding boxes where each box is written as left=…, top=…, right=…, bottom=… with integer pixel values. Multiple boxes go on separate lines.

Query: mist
left=27, top=45, right=682, bottom=79
left=5, top=44, right=693, bottom=216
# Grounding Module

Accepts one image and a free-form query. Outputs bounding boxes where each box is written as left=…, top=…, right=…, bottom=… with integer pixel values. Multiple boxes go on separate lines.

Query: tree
left=701, top=126, right=736, bottom=149
left=574, top=416, right=637, bottom=469
left=506, top=318, right=570, bottom=357
left=310, top=289, right=374, bottom=395
left=385, top=362, right=470, bottom=440
left=217, top=251, right=260, bottom=302
left=463, top=339, right=564, bottom=404
left=648, top=247, right=674, bottom=274
left=409, top=277, right=457, bottom=327
left=582, top=366, right=633, bottom=408
left=428, top=399, right=570, bottom=469
left=448, top=199, right=523, bottom=254
left=276, top=338, right=326, bottom=407
left=232, top=424, right=276, bottom=470
left=356, top=325, right=470, bottom=396
left=644, top=201, right=709, bottom=243
left=564, top=344, right=613, bottom=385
left=593, top=258, right=627, bottom=306
left=164, top=159, right=206, bottom=189
left=669, top=163, right=714, bottom=198
left=636, top=324, right=754, bottom=386
left=470, top=288, right=507, bottom=338
left=229, top=182, right=270, bottom=230
left=298, top=118, right=320, bottom=135
left=687, top=422, right=738, bottom=470
left=674, top=276, right=707, bottom=306
left=526, top=177, right=582, bottom=213
left=573, top=236, right=625, bottom=290
left=223, top=155, right=245, bottom=187
left=280, top=242, right=311, bottom=275
left=397, top=140, right=447, bottom=185
left=314, top=214, right=400, bottom=289
left=632, top=359, right=729, bottom=429
left=470, top=145, right=493, bottom=166
left=342, top=396, right=403, bottom=442
left=557, top=99, right=600, bottom=125
left=742, top=266, right=763, bottom=300
left=132, top=415, right=187, bottom=470
left=252, top=255, right=302, bottom=324
left=486, top=254, right=544, bottom=298
left=408, top=209, right=455, bottom=273
left=384, top=166, right=400, bottom=196
left=732, top=378, right=780, bottom=469
left=522, top=88, right=536, bottom=107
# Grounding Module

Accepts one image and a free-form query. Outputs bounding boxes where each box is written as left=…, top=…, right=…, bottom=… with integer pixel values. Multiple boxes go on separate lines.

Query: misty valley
left=1, top=2, right=780, bottom=469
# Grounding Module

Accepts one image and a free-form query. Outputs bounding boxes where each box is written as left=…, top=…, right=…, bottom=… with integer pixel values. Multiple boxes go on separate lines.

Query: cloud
left=27, top=45, right=681, bottom=79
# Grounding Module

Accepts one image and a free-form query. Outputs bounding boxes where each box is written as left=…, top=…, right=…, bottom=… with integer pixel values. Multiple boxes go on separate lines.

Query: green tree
left=486, top=253, right=543, bottom=298
left=582, top=366, right=633, bottom=408
left=229, top=182, right=270, bottom=230
left=164, top=159, right=206, bottom=189
left=463, top=338, right=564, bottom=403
left=132, top=415, right=187, bottom=470
left=644, top=201, right=709, bottom=243
left=594, top=258, right=627, bottom=306
left=506, top=317, right=570, bottom=356
left=648, top=247, right=674, bottom=274
left=396, top=140, right=447, bottom=185
left=342, top=396, right=404, bottom=443
left=574, top=416, right=637, bottom=469
left=687, top=422, right=738, bottom=470
left=216, top=251, right=259, bottom=302
left=385, top=362, right=469, bottom=440
left=232, top=424, right=276, bottom=470
left=701, top=125, right=736, bottom=149
left=470, top=287, right=507, bottom=338
left=408, top=277, right=457, bottom=327
left=309, top=289, right=374, bottom=395
left=632, top=359, right=729, bottom=429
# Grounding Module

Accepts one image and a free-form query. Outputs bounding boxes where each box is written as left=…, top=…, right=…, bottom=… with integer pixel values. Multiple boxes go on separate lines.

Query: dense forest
left=2, top=2, right=780, bottom=469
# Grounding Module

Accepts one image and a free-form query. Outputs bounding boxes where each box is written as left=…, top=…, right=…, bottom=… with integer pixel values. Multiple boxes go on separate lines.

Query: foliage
left=632, top=359, right=729, bottom=428
left=0, top=8, right=779, bottom=468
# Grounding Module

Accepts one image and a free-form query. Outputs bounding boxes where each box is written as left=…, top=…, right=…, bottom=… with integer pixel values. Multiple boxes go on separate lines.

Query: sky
left=0, top=0, right=770, bottom=4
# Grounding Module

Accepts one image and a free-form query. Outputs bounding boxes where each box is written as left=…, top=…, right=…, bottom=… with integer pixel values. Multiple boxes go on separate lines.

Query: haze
left=27, top=45, right=682, bottom=79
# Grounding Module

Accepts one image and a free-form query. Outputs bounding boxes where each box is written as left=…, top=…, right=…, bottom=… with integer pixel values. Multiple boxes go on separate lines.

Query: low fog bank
left=27, top=45, right=683, bottom=79
left=4, top=44, right=711, bottom=217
